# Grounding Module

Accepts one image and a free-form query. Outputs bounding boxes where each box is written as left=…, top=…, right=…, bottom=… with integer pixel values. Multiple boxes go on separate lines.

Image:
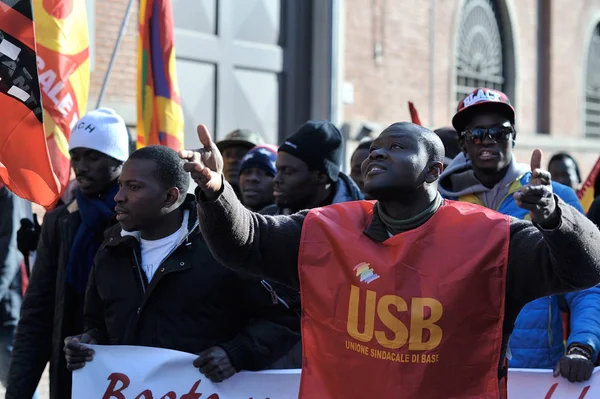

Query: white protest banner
left=507, top=367, right=600, bottom=398
left=72, top=345, right=301, bottom=399
left=74, top=345, right=600, bottom=398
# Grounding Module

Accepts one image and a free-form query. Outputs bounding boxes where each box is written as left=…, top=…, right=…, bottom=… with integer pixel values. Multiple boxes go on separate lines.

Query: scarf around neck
left=66, top=183, right=119, bottom=296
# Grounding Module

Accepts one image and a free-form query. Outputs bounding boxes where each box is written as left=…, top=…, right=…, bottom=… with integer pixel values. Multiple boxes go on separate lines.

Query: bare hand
left=514, top=149, right=558, bottom=227
left=193, top=346, right=236, bottom=383
left=179, top=125, right=224, bottom=199
left=64, top=333, right=97, bottom=371
left=553, top=354, right=594, bottom=382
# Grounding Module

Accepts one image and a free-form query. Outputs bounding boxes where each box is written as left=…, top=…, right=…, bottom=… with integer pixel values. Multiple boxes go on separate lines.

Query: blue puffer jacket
left=506, top=176, right=600, bottom=368
left=439, top=161, right=600, bottom=368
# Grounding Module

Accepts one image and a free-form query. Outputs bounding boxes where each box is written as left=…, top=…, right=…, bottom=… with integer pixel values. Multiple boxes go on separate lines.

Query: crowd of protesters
left=1, top=88, right=600, bottom=398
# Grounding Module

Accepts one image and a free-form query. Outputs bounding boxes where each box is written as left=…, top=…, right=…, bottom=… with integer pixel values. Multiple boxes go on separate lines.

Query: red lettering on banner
left=102, top=372, right=130, bottom=399
left=180, top=380, right=202, bottom=399
left=579, top=386, right=591, bottom=399
left=544, top=382, right=591, bottom=398
left=98, top=373, right=277, bottom=399
left=544, top=383, right=558, bottom=399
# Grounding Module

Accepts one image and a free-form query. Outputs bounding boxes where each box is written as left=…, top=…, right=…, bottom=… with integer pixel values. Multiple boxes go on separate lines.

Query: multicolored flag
left=0, top=0, right=60, bottom=207
left=33, top=0, right=90, bottom=193
left=137, top=0, right=184, bottom=150
left=577, top=156, right=600, bottom=213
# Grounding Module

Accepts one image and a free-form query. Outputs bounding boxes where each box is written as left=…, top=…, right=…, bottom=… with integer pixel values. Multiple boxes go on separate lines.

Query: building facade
left=87, top=0, right=600, bottom=175
left=87, top=0, right=343, bottom=148
left=343, top=0, right=600, bottom=174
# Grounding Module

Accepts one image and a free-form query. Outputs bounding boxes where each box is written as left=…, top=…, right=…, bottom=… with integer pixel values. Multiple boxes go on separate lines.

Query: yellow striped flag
left=137, top=0, right=184, bottom=150
left=33, top=0, right=90, bottom=194
left=577, top=157, right=600, bottom=213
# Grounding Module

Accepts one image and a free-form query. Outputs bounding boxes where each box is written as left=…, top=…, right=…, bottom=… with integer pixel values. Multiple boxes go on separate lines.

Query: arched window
left=585, top=24, right=600, bottom=137
left=455, top=0, right=514, bottom=103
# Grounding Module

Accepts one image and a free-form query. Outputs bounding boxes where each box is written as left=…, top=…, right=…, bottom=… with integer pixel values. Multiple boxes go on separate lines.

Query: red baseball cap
left=452, top=88, right=515, bottom=133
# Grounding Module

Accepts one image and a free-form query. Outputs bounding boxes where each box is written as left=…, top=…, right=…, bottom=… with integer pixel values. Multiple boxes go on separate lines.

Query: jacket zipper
left=137, top=220, right=199, bottom=293
left=132, top=220, right=199, bottom=315
left=494, top=177, right=523, bottom=212
left=133, top=250, right=146, bottom=295
left=151, top=220, right=199, bottom=275
left=260, top=280, right=290, bottom=308
left=548, top=298, right=553, bottom=348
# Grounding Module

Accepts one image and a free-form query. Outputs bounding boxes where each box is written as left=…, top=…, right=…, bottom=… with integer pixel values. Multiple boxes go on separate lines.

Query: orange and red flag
left=33, top=0, right=90, bottom=193
left=0, top=0, right=60, bottom=207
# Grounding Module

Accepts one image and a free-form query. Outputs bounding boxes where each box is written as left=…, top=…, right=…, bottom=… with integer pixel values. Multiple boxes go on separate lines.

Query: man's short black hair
left=549, top=152, right=581, bottom=183
left=129, top=145, right=190, bottom=198
left=384, top=122, right=445, bottom=165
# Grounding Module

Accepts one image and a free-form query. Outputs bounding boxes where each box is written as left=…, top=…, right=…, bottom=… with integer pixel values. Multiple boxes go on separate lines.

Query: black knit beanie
left=279, top=120, right=343, bottom=182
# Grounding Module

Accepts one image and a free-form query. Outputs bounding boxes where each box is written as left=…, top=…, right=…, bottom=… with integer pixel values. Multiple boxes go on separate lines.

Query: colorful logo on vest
left=354, top=262, right=380, bottom=284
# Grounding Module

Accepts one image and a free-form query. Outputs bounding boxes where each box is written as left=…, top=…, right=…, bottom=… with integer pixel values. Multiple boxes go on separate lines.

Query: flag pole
left=95, top=0, right=135, bottom=108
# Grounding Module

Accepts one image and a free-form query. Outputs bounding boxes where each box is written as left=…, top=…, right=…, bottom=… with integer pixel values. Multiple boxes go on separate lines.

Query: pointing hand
left=179, top=125, right=224, bottom=200
left=514, top=149, right=558, bottom=228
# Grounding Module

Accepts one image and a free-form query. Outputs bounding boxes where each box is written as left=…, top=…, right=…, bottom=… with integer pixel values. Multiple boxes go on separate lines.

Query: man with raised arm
left=180, top=123, right=600, bottom=399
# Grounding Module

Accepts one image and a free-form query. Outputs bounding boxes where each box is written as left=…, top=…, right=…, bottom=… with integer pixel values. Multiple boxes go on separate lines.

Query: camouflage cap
left=216, top=129, right=265, bottom=151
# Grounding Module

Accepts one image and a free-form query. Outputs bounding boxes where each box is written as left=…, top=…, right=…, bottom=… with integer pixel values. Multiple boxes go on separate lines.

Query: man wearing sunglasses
left=439, top=88, right=600, bottom=384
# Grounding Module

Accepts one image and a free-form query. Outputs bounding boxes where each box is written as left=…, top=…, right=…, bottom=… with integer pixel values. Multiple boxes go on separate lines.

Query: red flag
left=0, top=1, right=60, bottom=208
left=408, top=101, right=422, bottom=126
left=577, top=156, right=600, bottom=213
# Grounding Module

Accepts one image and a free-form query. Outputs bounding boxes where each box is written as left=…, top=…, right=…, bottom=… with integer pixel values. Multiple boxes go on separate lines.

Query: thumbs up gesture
left=514, top=149, right=559, bottom=227
left=179, top=124, right=224, bottom=200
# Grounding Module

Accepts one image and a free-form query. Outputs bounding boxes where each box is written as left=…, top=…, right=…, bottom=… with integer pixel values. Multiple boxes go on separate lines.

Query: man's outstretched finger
left=530, top=149, right=542, bottom=172
left=197, top=124, right=214, bottom=149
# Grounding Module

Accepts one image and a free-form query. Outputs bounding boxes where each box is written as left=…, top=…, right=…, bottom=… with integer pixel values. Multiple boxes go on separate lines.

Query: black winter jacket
left=7, top=200, right=115, bottom=399
left=85, top=196, right=300, bottom=371
left=259, top=172, right=363, bottom=368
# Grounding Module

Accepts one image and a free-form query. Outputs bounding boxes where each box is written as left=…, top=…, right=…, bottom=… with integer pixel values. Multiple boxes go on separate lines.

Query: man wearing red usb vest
left=180, top=122, right=600, bottom=399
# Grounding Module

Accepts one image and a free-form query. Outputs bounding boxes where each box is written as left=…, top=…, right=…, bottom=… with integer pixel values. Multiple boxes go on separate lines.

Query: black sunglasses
left=461, top=122, right=514, bottom=145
